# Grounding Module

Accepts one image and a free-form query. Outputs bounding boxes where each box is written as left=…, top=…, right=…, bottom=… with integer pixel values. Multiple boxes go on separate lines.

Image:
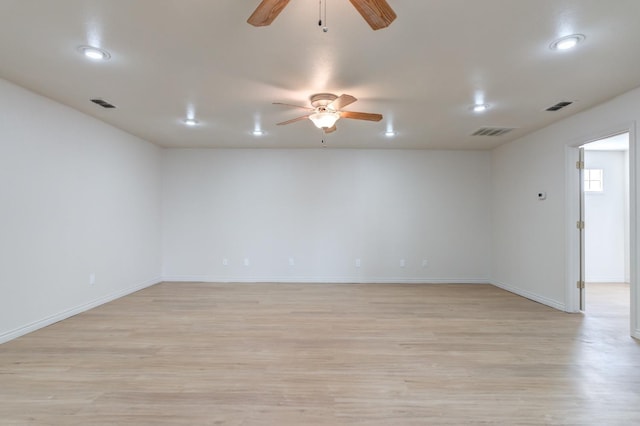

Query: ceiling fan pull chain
left=318, top=0, right=328, bottom=32
left=323, top=0, right=328, bottom=32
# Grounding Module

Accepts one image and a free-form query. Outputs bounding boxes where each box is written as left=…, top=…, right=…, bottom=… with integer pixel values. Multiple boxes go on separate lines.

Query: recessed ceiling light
left=183, top=118, right=198, bottom=126
left=385, top=130, right=397, bottom=137
left=549, top=34, right=585, bottom=51
left=471, top=104, right=489, bottom=113
left=252, top=130, right=265, bottom=136
left=77, top=45, right=111, bottom=60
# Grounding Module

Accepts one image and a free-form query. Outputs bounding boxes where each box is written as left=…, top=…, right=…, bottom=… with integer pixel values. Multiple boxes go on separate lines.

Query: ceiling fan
left=248, top=0, right=396, bottom=31
left=274, top=93, right=382, bottom=133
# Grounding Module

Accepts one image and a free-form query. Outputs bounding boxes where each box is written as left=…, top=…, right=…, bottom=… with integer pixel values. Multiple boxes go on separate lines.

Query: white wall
left=162, top=149, right=491, bottom=283
left=491, top=86, right=639, bottom=336
left=584, top=150, right=629, bottom=282
left=491, top=132, right=568, bottom=309
left=0, top=79, right=162, bottom=343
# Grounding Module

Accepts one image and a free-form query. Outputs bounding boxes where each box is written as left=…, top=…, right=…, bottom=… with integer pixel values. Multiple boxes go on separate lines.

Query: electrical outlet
left=243, top=258, right=250, bottom=267
left=400, top=259, right=406, bottom=267
left=288, top=257, right=295, bottom=266
left=422, top=259, right=428, bottom=268
left=355, top=258, right=361, bottom=268
left=222, top=258, right=228, bottom=266
left=89, top=273, right=96, bottom=285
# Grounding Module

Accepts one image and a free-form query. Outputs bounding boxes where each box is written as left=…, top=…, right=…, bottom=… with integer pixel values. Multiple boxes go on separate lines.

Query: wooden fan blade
left=273, top=102, right=314, bottom=111
left=328, top=94, right=357, bottom=111
left=247, top=0, right=291, bottom=27
left=348, top=0, right=397, bottom=30
left=340, top=111, right=383, bottom=121
left=324, top=125, right=337, bottom=134
left=277, top=115, right=310, bottom=126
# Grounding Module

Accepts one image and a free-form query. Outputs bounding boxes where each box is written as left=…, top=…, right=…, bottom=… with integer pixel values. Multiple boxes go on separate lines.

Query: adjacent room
left=1, top=1, right=640, bottom=424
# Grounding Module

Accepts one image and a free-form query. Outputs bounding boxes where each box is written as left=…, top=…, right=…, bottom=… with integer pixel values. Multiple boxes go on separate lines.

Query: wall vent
left=90, top=99, right=116, bottom=108
left=471, top=127, right=515, bottom=137
left=545, top=101, right=573, bottom=111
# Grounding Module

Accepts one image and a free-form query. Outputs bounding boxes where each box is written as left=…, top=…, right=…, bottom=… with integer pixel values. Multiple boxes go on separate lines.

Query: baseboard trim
left=633, top=328, right=640, bottom=340
left=0, top=276, right=161, bottom=345
left=491, top=280, right=566, bottom=311
left=162, top=275, right=489, bottom=284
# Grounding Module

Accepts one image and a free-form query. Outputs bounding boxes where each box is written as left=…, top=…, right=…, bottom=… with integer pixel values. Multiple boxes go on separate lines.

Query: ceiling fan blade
left=247, top=0, right=291, bottom=27
left=273, top=102, right=314, bottom=111
left=276, top=115, right=311, bottom=126
left=340, top=111, right=383, bottom=121
left=324, top=125, right=337, bottom=134
left=348, top=0, right=397, bottom=30
left=328, top=94, right=357, bottom=111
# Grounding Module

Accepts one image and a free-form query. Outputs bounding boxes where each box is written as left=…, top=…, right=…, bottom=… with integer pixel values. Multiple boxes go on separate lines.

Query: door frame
left=565, top=122, right=639, bottom=339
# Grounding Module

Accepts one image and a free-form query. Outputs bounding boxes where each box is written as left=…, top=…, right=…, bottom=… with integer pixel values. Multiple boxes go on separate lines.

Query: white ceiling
left=1, top=0, right=640, bottom=150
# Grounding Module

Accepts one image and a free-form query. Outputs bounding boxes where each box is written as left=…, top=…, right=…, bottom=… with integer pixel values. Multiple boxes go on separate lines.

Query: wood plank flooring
left=1, top=282, right=639, bottom=425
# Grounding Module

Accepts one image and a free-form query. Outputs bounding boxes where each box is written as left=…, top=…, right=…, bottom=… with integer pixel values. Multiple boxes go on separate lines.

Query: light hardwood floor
left=1, top=282, right=639, bottom=425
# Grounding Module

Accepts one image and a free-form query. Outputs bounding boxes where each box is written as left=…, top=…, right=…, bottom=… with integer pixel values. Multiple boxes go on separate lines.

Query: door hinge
left=576, top=160, right=585, bottom=169
left=576, top=220, right=585, bottom=230
left=576, top=280, right=585, bottom=289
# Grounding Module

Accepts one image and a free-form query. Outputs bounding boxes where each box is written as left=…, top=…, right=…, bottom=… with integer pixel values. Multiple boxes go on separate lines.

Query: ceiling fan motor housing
left=310, top=93, right=338, bottom=109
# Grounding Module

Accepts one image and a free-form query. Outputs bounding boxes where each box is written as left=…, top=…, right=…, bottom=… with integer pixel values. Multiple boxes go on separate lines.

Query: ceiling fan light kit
left=309, top=111, right=341, bottom=129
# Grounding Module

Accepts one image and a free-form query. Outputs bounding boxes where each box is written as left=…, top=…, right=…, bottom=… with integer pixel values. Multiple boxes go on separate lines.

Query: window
left=584, top=168, right=603, bottom=192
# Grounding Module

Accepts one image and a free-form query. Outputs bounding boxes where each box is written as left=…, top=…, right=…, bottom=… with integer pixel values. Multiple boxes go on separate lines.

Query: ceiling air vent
left=545, top=101, right=573, bottom=111
left=90, top=98, right=116, bottom=108
left=471, top=127, right=515, bottom=137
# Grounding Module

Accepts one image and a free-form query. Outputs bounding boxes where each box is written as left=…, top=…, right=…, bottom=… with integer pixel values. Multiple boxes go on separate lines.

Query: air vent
left=471, top=127, right=515, bottom=137
left=546, top=101, right=573, bottom=111
left=90, top=99, right=116, bottom=108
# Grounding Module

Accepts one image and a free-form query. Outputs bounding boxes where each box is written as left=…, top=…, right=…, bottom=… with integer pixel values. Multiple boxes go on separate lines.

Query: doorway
left=566, top=125, right=638, bottom=338
left=581, top=133, right=630, bottom=329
